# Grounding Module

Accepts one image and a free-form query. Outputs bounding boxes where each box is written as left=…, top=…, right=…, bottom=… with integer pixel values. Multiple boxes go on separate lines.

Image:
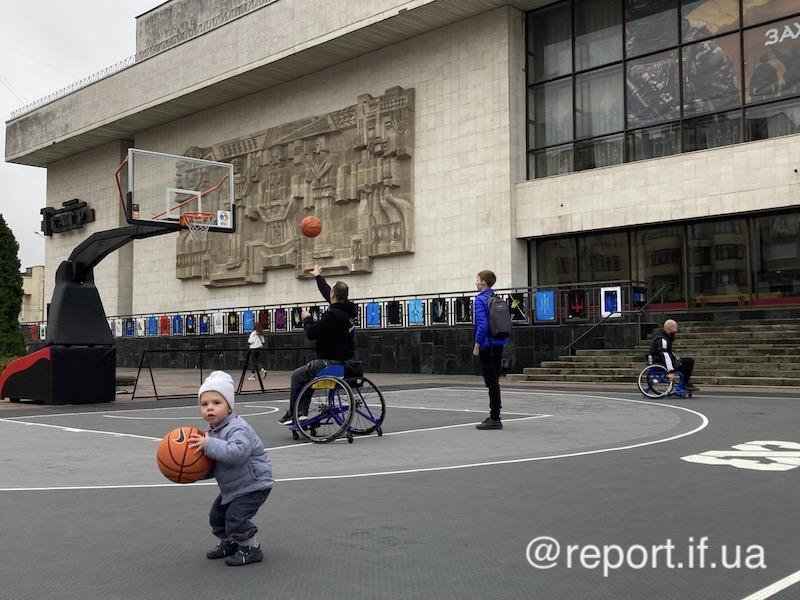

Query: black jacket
left=303, top=276, right=356, bottom=361
left=648, top=328, right=677, bottom=372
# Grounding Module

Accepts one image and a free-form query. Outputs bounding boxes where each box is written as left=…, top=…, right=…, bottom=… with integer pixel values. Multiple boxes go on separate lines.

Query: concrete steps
left=517, top=319, right=800, bottom=387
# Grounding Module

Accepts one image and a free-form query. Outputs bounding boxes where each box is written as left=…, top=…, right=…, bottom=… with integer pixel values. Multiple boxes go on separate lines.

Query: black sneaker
left=224, top=544, right=263, bottom=566
left=278, top=411, right=293, bottom=425
left=476, top=417, right=503, bottom=430
left=207, top=540, right=238, bottom=559
left=685, top=384, right=699, bottom=391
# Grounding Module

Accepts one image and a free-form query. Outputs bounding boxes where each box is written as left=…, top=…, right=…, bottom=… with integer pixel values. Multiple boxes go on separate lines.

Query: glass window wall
left=625, top=0, right=679, bottom=57
left=537, top=237, right=578, bottom=285
left=744, top=16, right=800, bottom=104
left=750, top=213, right=800, bottom=300
left=526, top=1, right=800, bottom=180
left=627, top=50, right=681, bottom=127
left=746, top=96, right=800, bottom=140
left=575, top=0, right=623, bottom=70
left=576, top=65, right=624, bottom=138
left=529, top=3, right=573, bottom=83
left=632, top=226, right=685, bottom=301
left=681, top=0, right=740, bottom=42
left=682, top=33, right=742, bottom=117
left=626, top=122, right=681, bottom=160
left=578, top=232, right=630, bottom=281
left=534, top=211, right=800, bottom=308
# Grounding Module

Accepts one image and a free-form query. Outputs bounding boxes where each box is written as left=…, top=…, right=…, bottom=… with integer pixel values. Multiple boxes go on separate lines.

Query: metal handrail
left=637, top=285, right=670, bottom=315
left=558, top=284, right=671, bottom=358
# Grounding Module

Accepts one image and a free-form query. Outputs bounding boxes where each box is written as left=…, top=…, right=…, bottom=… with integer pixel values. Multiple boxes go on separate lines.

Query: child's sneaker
left=206, top=540, right=238, bottom=559
left=224, top=543, right=263, bottom=566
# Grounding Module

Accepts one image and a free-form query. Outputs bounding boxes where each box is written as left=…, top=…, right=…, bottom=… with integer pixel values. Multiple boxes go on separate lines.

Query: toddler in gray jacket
left=189, top=371, right=274, bottom=566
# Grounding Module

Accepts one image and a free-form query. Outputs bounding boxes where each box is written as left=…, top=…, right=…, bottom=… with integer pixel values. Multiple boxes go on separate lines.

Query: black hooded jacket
left=303, top=275, right=357, bottom=361
left=648, top=327, right=677, bottom=372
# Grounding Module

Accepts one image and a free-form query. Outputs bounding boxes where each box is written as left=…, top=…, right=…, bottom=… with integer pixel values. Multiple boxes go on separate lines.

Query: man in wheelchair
left=648, top=319, right=697, bottom=392
left=278, top=265, right=359, bottom=425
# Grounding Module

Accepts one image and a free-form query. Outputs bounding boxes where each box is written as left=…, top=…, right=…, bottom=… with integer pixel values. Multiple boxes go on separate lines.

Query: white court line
left=741, top=568, right=800, bottom=600
left=0, top=392, right=708, bottom=490
left=264, top=414, right=552, bottom=451
left=387, top=404, right=540, bottom=416
left=1, top=400, right=285, bottom=420
left=104, top=406, right=279, bottom=420
left=0, top=417, right=161, bottom=441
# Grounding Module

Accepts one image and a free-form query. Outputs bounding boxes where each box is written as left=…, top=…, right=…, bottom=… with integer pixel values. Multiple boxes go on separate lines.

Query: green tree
left=0, top=214, right=26, bottom=358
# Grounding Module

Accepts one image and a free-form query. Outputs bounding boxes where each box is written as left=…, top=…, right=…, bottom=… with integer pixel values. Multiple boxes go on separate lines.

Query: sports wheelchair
left=637, top=357, right=692, bottom=399
left=288, top=362, right=386, bottom=444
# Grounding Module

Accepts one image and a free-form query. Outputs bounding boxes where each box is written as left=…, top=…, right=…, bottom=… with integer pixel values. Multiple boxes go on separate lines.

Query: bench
left=694, top=293, right=749, bottom=307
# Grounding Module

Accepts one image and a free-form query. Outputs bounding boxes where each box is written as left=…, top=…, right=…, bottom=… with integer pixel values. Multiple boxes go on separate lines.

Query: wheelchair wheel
left=293, top=376, right=355, bottom=443
left=637, top=364, right=674, bottom=399
left=348, top=376, right=386, bottom=435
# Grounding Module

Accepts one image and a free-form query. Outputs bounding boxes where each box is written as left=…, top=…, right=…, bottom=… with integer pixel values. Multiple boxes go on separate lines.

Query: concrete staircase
left=514, top=320, right=800, bottom=387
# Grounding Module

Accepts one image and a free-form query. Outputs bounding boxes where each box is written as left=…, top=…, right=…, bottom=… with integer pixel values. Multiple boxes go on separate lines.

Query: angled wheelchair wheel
left=294, top=376, right=355, bottom=443
left=347, top=376, right=386, bottom=435
left=637, top=364, right=674, bottom=399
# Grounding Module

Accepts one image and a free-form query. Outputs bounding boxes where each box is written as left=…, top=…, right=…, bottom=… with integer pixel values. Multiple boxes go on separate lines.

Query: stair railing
left=557, top=285, right=670, bottom=360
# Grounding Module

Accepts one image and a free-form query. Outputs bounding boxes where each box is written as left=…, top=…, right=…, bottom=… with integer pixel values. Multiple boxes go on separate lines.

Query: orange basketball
left=301, top=215, right=322, bottom=238
left=156, top=426, right=214, bottom=484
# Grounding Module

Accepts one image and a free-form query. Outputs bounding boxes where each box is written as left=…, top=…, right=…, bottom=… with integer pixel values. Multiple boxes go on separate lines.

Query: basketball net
left=180, top=212, right=214, bottom=243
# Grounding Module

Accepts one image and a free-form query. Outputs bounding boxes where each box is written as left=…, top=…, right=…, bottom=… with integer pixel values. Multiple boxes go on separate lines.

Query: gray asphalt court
left=1, top=385, right=798, bottom=599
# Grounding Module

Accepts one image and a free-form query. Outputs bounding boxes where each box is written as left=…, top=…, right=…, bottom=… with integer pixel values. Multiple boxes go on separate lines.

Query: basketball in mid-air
left=301, top=215, right=322, bottom=238
left=156, top=426, right=213, bottom=484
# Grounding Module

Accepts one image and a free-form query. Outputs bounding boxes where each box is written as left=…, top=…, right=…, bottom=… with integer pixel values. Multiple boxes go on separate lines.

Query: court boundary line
left=0, top=391, right=708, bottom=491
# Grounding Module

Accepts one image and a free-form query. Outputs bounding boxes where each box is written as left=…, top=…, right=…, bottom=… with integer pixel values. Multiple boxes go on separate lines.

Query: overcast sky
left=0, top=0, right=162, bottom=269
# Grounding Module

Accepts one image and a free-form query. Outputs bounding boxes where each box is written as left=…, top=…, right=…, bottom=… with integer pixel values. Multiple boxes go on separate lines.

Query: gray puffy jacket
left=204, top=414, right=274, bottom=504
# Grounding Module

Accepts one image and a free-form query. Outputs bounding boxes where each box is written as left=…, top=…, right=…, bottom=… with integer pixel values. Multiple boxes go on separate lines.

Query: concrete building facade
left=5, top=0, right=800, bottom=328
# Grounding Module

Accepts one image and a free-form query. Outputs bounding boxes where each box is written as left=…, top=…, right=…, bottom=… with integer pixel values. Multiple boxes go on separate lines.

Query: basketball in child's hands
left=300, top=215, right=322, bottom=238
left=156, top=426, right=213, bottom=484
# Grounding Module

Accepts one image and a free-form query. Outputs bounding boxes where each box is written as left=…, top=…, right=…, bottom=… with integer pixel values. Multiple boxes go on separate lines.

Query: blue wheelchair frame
left=638, top=362, right=693, bottom=399
left=288, top=364, right=386, bottom=443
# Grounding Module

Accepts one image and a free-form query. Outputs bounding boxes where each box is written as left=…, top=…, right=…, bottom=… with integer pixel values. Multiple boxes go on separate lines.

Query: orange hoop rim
left=179, top=211, right=215, bottom=227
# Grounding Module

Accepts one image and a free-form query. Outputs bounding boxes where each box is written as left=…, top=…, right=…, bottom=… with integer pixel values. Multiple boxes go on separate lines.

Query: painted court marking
left=741, top=567, right=800, bottom=600
left=0, top=390, right=708, bottom=491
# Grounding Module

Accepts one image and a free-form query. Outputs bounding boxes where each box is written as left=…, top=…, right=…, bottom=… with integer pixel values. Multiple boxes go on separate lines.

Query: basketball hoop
left=180, top=212, right=215, bottom=243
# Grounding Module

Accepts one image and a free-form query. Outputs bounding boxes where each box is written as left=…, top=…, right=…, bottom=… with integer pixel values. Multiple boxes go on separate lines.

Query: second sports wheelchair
left=288, top=362, right=386, bottom=443
left=637, top=358, right=693, bottom=399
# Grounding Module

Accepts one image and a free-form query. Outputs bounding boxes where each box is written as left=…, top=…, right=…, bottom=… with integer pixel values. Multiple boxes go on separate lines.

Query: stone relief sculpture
left=175, top=86, right=414, bottom=286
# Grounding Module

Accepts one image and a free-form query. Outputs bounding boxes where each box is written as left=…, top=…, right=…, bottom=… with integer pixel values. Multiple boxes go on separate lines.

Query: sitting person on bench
left=648, top=319, right=697, bottom=391
left=278, top=265, right=358, bottom=424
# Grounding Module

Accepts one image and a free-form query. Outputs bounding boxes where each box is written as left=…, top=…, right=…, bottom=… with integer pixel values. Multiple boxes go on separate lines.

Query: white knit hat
left=198, top=370, right=235, bottom=410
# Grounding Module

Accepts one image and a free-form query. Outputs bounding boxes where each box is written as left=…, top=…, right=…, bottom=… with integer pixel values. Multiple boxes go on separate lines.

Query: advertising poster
left=213, top=313, right=225, bottom=334
left=199, top=314, right=211, bottom=335
left=274, top=308, right=287, bottom=331
left=387, top=300, right=402, bottom=326
left=258, top=309, right=270, bottom=329
left=455, top=297, right=472, bottom=323
left=366, top=302, right=381, bottom=328
left=242, top=311, right=255, bottom=333
left=567, top=290, right=588, bottom=320
left=148, top=316, right=158, bottom=337
left=431, top=298, right=448, bottom=324
left=601, top=286, right=623, bottom=318
left=227, top=312, right=239, bottom=334
left=534, top=291, right=556, bottom=321
left=135, top=318, right=146, bottom=337
left=185, top=314, right=196, bottom=335
left=172, top=315, right=184, bottom=336
left=407, top=299, right=424, bottom=325
left=159, top=316, right=170, bottom=336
